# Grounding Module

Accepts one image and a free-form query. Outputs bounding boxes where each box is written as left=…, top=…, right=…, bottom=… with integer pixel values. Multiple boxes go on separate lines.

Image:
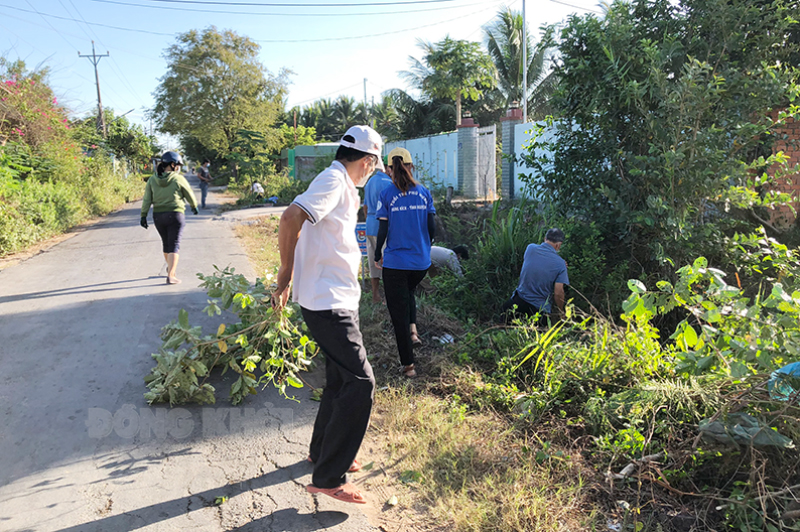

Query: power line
left=64, top=0, right=150, bottom=108
left=23, top=0, right=79, bottom=52
left=254, top=2, right=502, bottom=43
left=0, top=9, right=141, bottom=106
left=89, top=0, right=490, bottom=16
left=548, top=0, right=602, bottom=14
left=134, top=0, right=460, bottom=6
left=0, top=0, right=503, bottom=45
left=0, top=4, right=173, bottom=36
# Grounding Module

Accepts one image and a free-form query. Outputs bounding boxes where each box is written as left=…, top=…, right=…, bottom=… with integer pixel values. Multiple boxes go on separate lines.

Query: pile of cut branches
left=143, top=266, right=316, bottom=405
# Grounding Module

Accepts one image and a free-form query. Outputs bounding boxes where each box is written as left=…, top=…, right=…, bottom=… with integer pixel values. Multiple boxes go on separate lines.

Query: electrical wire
left=89, top=0, right=491, bottom=17
left=549, top=0, right=602, bottom=15
left=0, top=1, right=504, bottom=44
left=23, top=0, right=79, bottom=52
left=0, top=4, right=174, bottom=36
left=64, top=0, right=150, bottom=108
left=0, top=9, right=137, bottom=106
left=135, top=0, right=461, bottom=6
left=253, top=2, right=501, bottom=43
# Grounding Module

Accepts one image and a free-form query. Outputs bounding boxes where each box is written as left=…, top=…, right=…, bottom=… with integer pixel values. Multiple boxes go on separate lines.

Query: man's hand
left=271, top=263, right=293, bottom=310
left=191, top=206, right=199, bottom=215
left=271, top=286, right=291, bottom=310
left=140, top=216, right=148, bottom=229
left=374, top=258, right=383, bottom=270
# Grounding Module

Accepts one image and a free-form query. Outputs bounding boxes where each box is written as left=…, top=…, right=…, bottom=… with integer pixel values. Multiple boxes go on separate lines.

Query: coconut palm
left=484, top=8, right=555, bottom=118
left=402, top=36, right=496, bottom=126
left=384, top=89, right=455, bottom=140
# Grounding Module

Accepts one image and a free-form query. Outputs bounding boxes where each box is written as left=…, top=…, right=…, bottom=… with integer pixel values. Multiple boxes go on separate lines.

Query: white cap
left=339, top=125, right=385, bottom=171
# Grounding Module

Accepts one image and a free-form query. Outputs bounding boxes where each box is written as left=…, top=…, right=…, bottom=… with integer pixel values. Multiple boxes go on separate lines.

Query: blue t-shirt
left=375, top=184, right=436, bottom=270
left=515, top=242, right=569, bottom=312
left=364, top=171, right=394, bottom=236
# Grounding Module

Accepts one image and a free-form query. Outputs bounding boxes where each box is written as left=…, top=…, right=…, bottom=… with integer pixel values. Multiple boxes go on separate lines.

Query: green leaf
left=178, top=309, right=189, bottom=329
left=286, top=375, right=303, bottom=388
left=683, top=324, right=698, bottom=348
left=628, top=279, right=647, bottom=294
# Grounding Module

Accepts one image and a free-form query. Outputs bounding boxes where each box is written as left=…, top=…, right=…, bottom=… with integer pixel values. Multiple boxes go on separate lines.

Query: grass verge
left=234, top=217, right=604, bottom=531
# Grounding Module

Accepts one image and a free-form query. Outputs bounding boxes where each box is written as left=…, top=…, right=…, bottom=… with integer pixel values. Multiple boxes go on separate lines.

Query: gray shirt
left=430, top=246, right=463, bottom=277
left=197, top=166, right=211, bottom=182
left=515, top=242, right=569, bottom=313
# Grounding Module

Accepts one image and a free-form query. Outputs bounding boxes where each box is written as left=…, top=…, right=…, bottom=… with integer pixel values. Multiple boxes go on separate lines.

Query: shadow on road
left=0, top=277, right=166, bottom=304
left=53, top=461, right=350, bottom=532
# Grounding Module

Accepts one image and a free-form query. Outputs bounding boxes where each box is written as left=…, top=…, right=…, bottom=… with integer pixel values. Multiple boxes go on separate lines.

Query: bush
left=448, top=244, right=800, bottom=531
left=0, top=61, right=144, bottom=257
left=0, top=150, right=142, bottom=256
left=432, top=200, right=547, bottom=321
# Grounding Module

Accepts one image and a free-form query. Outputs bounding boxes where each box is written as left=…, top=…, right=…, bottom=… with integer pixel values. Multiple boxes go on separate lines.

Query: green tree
left=403, top=36, right=497, bottom=126
left=384, top=89, right=454, bottom=140
left=73, top=110, right=159, bottom=163
left=278, top=123, right=316, bottom=149
left=484, top=8, right=554, bottom=118
left=151, top=27, right=288, bottom=173
left=522, top=0, right=800, bottom=284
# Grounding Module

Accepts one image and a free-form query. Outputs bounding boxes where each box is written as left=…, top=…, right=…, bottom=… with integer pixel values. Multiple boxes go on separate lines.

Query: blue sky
left=0, top=0, right=600, bottom=147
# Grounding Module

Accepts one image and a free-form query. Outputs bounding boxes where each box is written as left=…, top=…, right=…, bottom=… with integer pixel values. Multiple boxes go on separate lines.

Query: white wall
left=385, top=131, right=459, bottom=190
left=513, top=121, right=557, bottom=197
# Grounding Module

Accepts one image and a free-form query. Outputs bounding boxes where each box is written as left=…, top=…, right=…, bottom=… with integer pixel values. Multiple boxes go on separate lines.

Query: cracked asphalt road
left=0, top=176, right=377, bottom=532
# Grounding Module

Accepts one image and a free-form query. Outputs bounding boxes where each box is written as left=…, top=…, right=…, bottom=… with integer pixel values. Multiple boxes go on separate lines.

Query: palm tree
left=402, top=36, right=496, bottom=126
left=370, top=95, right=401, bottom=139
left=384, top=89, right=454, bottom=140
left=484, top=8, right=554, bottom=119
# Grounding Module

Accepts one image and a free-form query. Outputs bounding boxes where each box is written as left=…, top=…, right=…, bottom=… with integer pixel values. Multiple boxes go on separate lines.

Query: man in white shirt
left=429, top=245, right=469, bottom=277
left=271, top=125, right=383, bottom=505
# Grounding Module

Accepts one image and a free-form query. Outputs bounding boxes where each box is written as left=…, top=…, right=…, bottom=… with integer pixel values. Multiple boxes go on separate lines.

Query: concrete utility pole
left=363, top=78, right=368, bottom=123
left=78, top=41, right=110, bottom=138
left=522, top=0, right=527, bottom=124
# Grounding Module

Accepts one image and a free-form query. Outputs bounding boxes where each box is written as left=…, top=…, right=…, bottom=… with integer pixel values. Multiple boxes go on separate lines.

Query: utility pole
left=522, top=0, right=527, bottom=124
left=79, top=41, right=110, bottom=138
left=363, top=78, right=368, bottom=124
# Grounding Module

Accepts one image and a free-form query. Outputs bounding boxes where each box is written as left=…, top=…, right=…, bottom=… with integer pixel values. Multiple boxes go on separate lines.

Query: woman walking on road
left=374, top=147, right=436, bottom=378
left=139, top=151, right=198, bottom=285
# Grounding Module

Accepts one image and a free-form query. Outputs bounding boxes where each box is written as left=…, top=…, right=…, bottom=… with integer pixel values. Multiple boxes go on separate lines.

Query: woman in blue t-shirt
left=374, top=148, right=436, bottom=378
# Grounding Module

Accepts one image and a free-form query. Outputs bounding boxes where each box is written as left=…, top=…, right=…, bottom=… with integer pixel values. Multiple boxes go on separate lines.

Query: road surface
left=0, top=174, right=376, bottom=532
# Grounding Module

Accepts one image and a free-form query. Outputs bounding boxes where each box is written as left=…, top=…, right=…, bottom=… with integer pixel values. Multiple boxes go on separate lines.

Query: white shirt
left=291, top=161, right=361, bottom=311
left=430, top=246, right=463, bottom=277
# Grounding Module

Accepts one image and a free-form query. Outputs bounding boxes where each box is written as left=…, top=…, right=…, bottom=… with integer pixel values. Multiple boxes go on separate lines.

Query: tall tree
left=151, top=27, right=288, bottom=168
left=524, top=0, right=800, bottom=278
left=403, top=36, right=497, bottom=125
left=484, top=9, right=554, bottom=118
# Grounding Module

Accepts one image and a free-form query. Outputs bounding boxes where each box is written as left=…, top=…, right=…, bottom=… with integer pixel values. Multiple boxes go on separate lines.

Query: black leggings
left=153, top=211, right=185, bottom=253
left=382, top=267, right=427, bottom=367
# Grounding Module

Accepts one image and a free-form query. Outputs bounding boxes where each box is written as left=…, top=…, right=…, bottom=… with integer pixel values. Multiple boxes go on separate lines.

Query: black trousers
left=501, top=291, right=549, bottom=325
left=301, top=307, right=375, bottom=489
left=382, top=267, right=428, bottom=367
left=153, top=211, right=185, bottom=253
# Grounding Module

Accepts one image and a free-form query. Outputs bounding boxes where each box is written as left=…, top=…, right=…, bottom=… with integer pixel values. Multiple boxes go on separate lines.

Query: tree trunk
left=456, top=94, right=462, bottom=126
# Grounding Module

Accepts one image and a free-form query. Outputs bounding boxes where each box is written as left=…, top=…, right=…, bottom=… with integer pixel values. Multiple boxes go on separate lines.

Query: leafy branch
left=143, top=265, right=317, bottom=406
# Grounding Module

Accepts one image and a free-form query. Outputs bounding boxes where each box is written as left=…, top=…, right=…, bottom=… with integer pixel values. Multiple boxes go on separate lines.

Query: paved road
left=0, top=175, right=376, bottom=532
